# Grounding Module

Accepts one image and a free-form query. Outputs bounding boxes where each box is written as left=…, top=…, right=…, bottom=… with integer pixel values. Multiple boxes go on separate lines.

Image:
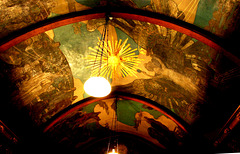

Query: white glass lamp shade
left=84, top=77, right=111, bottom=97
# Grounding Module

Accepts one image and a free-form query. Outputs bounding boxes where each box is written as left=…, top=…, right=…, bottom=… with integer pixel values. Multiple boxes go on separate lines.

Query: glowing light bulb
left=108, top=149, right=118, bottom=154
left=84, top=77, right=111, bottom=97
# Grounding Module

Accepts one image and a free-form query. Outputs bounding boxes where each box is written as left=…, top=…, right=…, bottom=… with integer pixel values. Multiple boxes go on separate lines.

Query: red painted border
left=44, top=93, right=189, bottom=133
left=111, top=12, right=240, bottom=66
left=0, top=7, right=239, bottom=65
left=112, top=13, right=220, bottom=50
left=120, top=95, right=189, bottom=133
left=0, top=13, right=105, bottom=52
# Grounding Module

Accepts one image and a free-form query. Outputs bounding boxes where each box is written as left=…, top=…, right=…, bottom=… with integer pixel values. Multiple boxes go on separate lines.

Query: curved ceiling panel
left=44, top=95, right=188, bottom=151
left=48, top=18, right=217, bottom=124
left=0, top=9, right=231, bottom=133
left=0, top=33, right=74, bottom=125
left=1, top=0, right=239, bottom=39
left=0, top=0, right=240, bottom=153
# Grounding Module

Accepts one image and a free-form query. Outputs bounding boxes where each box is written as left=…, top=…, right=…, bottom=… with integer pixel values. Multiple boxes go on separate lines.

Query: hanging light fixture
left=84, top=76, right=111, bottom=97
left=84, top=14, right=111, bottom=97
left=107, top=98, right=119, bottom=154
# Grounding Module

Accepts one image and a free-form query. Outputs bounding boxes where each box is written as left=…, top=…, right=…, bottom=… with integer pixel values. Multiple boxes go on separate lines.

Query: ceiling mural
left=0, top=0, right=240, bottom=153
left=47, top=18, right=217, bottom=123
left=203, top=0, right=240, bottom=38
left=46, top=98, right=186, bottom=150
left=1, top=0, right=239, bottom=39
left=0, top=0, right=56, bottom=39
left=0, top=33, right=74, bottom=125
left=0, top=0, right=226, bottom=127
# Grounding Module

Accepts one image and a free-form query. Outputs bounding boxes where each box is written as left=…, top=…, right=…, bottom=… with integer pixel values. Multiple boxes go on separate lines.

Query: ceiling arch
left=43, top=92, right=190, bottom=132
left=0, top=0, right=240, bottom=153
left=1, top=6, right=239, bottom=66
left=43, top=92, right=189, bottom=150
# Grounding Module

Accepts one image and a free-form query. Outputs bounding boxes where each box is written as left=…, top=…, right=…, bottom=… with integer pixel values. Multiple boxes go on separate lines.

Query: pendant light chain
left=92, top=14, right=109, bottom=77
left=84, top=14, right=112, bottom=98
left=107, top=97, right=119, bottom=154
left=115, top=97, right=119, bottom=153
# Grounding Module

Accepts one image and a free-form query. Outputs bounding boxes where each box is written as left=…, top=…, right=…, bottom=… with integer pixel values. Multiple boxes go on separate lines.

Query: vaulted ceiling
left=0, top=0, right=240, bottom=153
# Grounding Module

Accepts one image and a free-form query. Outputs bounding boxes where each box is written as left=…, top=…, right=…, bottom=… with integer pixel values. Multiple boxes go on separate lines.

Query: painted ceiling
left=0, top=0, right=240, bottom=153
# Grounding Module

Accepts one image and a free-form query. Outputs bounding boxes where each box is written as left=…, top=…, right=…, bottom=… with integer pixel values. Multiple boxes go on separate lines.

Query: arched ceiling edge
left=0, top=6, right=239, bottom=66
left=43, top=92, right=189, bottom=134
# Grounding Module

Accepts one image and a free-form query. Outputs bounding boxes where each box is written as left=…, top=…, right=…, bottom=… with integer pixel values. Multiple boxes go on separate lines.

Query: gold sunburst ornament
left=87, top=38, right=142, bottom=79
left=84, top=16, right=142, bottom=97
